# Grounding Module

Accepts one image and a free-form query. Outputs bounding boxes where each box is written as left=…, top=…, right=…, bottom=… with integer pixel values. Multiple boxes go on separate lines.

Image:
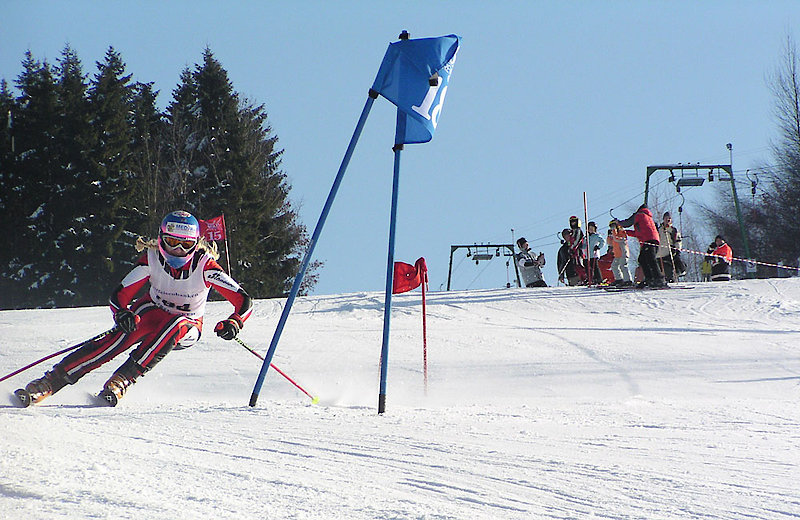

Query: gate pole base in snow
left=249, top=92, right=377, bottom=407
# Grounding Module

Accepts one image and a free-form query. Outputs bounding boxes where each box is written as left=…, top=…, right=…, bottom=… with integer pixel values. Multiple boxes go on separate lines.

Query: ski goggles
left=161, top=234, right=197, bottom=251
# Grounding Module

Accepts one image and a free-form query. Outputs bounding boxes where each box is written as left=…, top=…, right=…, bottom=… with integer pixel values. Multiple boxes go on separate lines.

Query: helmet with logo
left=158, top=210, right=200, bottom=268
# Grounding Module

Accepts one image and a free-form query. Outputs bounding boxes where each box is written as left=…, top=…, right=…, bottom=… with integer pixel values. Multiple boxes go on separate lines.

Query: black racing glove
left=215, top=318, right=241, bottom=341
left=115, top=309, right=138, bottom=333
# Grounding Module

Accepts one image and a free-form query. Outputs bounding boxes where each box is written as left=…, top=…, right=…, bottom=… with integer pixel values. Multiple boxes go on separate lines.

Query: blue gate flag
left=371, top=34, right=460, bottom=145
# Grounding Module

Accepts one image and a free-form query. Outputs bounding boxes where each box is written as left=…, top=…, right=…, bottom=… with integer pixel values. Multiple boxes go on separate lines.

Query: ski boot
left=98, top=374, right=134, bottom=407
left=98, top=360, right=140, bottom=407
left=15, top=369, right=68, bottom=407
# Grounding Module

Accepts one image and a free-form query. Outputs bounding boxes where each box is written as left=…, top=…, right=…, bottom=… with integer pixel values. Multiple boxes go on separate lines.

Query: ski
left=602, top=284, right=694, bottom=292
left=13, top=388, right=32, bottom=408
left=96, top=389, right=119, bottom=407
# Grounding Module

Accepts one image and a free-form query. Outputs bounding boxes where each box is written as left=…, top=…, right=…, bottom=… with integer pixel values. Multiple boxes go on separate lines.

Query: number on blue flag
left=371, top=34, right=461, bottom=145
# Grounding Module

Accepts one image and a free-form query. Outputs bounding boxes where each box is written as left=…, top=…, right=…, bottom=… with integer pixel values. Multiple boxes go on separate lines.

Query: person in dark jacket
left=615, top=204, right=666, bottom=288
left=567, top=216, right=587, bottom=283
left=557, top=229, right=580, bottom=286
left=656, top=212, right=686, bottom=283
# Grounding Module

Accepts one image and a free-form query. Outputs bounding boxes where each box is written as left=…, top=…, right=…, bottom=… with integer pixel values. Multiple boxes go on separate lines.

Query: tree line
left=0, top=45, right=318, bottom=309
left=704, top=36, right=800, bottom=278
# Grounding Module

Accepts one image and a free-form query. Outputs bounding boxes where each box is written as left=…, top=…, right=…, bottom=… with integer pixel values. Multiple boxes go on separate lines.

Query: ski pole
left=234, top=337, right=319, bottom=404
left=557, top=256, right=570, bottom=285
left=0, top=327, right=119, bottom=384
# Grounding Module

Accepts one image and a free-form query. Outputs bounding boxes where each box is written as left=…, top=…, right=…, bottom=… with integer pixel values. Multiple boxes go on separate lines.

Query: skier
left=567, top=216, right=587, bottom=283
left=16, top=210, right=253, bottom=407
left=656, top=212, right=687, bottom=283
left=614, top=204, right=666, bottom=288
left=598, top=234, right=616, bottom=284
left=586, top=221, right=606, bottom=284
left=557, top=229, right=580, bottom=286
left=608, top=220, right=633, bottom=286
left=707, top=235, right=733, bottom=281
left=515, top=237, right=547, bottom=287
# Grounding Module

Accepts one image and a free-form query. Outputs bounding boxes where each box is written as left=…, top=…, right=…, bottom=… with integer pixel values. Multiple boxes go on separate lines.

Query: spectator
left=567, top=216, right=587, bottom=283
left=608, top=220, right=633, bottom=286
left=615, top=204, right=666, bottom=288
left=656, top=211, right=687, bottom=283
left=586, top=221, right=606, bottom=284
left=515, top=237, right=547, bottom=287
left=598, top=231, right=616, bottom=284
left=557, top=229, right=581, bottom=286
left=708, top=235, right=732, bottom=281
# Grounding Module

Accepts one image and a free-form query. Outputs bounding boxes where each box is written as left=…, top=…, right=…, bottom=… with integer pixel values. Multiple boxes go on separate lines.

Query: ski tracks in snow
left=3, top=279, right=800, bottom=519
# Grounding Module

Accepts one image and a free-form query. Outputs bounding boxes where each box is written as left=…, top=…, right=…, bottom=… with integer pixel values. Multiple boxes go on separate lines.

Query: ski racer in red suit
left=615, top=204, right=666, bottom=288
left=18, top=211, right=252, bottom=407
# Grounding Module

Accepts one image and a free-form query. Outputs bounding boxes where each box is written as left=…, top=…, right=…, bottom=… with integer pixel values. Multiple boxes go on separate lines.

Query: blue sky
left=3, top=1, right=799, bottom=294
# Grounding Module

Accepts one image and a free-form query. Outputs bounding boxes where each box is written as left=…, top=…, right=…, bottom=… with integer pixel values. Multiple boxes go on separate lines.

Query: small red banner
left=199, top=215, right=227, bottom=241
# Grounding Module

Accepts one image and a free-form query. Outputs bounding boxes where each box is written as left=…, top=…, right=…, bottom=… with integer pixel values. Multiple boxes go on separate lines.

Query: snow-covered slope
left=2, top=279, right=800, bottom=519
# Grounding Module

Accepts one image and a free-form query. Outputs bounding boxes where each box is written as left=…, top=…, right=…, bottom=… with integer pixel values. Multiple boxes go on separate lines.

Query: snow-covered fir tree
left=0, top=45, right=316, bottom=308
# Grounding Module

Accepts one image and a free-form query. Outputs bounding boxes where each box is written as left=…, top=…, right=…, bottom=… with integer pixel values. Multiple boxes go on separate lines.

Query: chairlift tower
left=446, top=243, right=521, bottom=290
left=643, top=162, right=752, bottom=262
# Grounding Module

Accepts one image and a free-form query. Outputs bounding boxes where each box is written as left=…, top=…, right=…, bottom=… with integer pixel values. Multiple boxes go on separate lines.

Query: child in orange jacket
left=608, top=220, right=633, bottom=286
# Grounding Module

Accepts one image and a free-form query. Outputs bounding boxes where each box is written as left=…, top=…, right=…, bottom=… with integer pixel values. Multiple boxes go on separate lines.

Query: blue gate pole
left=378, top=115, right=405, bottom=414
left=250, top=91, right=378, bottom=407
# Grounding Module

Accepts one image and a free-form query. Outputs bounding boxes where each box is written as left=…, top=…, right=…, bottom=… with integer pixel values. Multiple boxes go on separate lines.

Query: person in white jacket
left=586, top=221, right=606, bottom=284
left=516, top=237, right=547, bottom=287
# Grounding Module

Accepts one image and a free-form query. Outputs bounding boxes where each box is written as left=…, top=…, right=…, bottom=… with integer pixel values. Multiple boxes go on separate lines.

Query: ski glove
left=215, top=319, right=241, bottom=341
left=115, top=310, right=138, bottom=334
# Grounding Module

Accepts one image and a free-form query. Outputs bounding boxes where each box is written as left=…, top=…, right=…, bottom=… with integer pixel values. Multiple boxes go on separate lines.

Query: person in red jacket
left=707, top=235, right=733, bottom=281
left=16, top=211, right=253, bottom=407
left=615, top=204, right=666, bottom=288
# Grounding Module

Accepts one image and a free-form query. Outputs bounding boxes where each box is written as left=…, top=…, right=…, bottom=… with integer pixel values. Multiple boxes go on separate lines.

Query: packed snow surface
left=2, top=279, right=800, bottom=519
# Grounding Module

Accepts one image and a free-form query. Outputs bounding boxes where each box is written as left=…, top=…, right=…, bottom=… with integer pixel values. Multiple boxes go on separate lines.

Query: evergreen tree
left=0, top=44, right=317, bottom=308
left=166, top=48, right=314, bottom=297
left=0, top=80, right=13, bottom=162
left=164, top=67, right=201, bottom=209
left=0, top=80, right=20, bottom=305
left=3, top=52, right=61, bottom=307
left=72, top=46, right=138, bottom=303
left=49, top=45, right=94, bottom=305
left=128, top=80, right=166, bottom=238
